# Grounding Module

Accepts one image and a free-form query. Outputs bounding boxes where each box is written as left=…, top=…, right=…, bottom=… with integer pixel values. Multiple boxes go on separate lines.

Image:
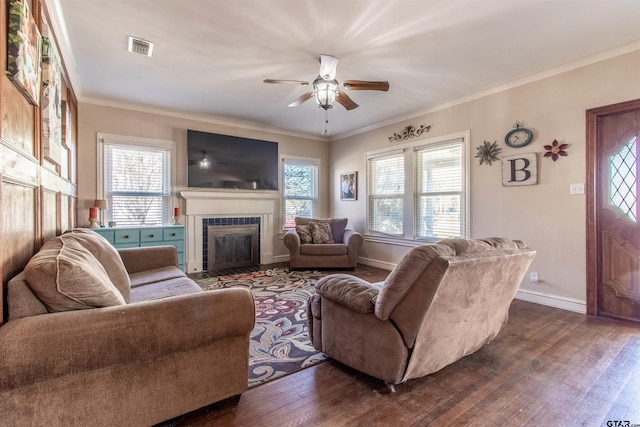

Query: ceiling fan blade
left=288, top=91, right=315, bottom=107
left=319, top=54, right=339, bottom=80
left=335, top=91, right=359, bottom=111
left=263, top=79, right=310, bottom=86
left=343, top=80, right=390, bottom=91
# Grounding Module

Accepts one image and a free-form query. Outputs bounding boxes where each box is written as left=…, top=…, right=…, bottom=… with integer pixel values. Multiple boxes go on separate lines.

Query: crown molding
left=80, top=97, right=328, bottom=142
left=43, top=0, right=82, bottom=94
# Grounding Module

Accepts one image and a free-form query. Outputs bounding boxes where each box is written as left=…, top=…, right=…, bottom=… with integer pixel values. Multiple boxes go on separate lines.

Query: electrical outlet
left=530, top=272, right=539, bottom=283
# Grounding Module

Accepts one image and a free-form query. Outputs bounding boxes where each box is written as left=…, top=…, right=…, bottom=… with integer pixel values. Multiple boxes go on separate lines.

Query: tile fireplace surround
left=180, top=190, right=279, bottom=273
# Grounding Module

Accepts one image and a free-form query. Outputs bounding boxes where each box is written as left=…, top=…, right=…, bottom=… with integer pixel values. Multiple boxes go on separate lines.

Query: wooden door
left=587, top=99, right=640, bottom=323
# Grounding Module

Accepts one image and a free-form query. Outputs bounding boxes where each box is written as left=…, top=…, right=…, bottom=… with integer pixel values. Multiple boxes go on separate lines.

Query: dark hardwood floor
left=178, top=264, right=640, bottom=427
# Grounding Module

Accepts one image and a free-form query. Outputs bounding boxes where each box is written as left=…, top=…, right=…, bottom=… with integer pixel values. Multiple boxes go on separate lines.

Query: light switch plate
left=570, top=183, right=585, bottom=195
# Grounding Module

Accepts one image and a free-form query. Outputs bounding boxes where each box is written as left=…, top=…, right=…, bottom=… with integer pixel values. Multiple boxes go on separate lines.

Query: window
left=367, top=150, right=405, bottom=236
left=415, top=141, right=465, bottom=239
left=366, top=132, right=469, bottom=241
left=98, top=134, right=174, bottom=226
left=282, top=156, right=319, bottom=228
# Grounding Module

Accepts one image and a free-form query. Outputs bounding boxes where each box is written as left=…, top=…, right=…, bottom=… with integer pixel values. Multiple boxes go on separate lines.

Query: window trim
left=365, top=130, right=470, bottom=244
left=281, top=154, right=321, bottom=230
left=97, top=133, right=177, bottom=224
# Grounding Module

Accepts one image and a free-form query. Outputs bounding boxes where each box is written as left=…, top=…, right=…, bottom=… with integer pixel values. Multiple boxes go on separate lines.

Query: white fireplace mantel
left=180, top=190, right=280, bottom=273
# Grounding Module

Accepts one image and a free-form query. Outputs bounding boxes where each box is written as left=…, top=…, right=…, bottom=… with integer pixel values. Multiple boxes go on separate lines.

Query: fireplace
left=180, top=190, right=278, bottom=273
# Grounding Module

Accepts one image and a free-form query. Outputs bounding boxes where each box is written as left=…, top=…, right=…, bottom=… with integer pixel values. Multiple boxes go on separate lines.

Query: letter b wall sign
left=502, top=153, right=538, bottom=186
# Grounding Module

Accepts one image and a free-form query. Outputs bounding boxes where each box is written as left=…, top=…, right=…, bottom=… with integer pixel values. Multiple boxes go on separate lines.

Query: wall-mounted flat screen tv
left=187, top=130, right=279, bottom=190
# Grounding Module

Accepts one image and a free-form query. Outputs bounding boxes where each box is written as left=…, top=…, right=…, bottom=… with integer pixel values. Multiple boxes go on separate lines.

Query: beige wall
left=330, top=49, right=640, bottom=310
left=76, top=103, right=330, bottom=258
left=76, top=50, right=640, bottom=311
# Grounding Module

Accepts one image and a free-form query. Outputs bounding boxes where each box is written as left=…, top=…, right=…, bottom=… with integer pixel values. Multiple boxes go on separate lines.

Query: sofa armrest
left=118, top=245, right=178, bottom=274
left=314, top=274, right=381, bottom=314
left=283, top=228, right=301, bottom=250
left=0, top=288, right=255, bottom=390
left=343, top=229, right=364, bottom=252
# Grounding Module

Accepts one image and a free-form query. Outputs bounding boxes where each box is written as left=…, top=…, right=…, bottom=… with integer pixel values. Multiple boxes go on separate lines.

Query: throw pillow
left=24, top=236, right=126, bottom=312
left=63, top=228, right=131, bottom=301
left=326, top=218, right=348, bottom=243
left=309, top=221, right=334, bottom=244
left=294, top=217, right=348, bottom=243
left=295, top=224, right=313, bottom=244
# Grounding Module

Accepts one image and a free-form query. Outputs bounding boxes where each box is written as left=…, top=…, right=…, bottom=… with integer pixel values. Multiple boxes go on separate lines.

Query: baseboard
left=276, top=254, right=585, bottom=314
left=271, top=254, right=396, bottom=270
left=515, top=288, right=586, bottom=314
left=272, top=254, right=290, bottom=264
left=356, top=256, right=396, bottom=271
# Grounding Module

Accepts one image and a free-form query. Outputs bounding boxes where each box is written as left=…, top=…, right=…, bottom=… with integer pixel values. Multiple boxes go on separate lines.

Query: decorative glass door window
left=610, top=136, right=638, bottom=222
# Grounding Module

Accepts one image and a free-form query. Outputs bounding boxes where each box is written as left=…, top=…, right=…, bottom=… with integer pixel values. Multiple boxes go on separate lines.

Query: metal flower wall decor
left=544, top=139, right=568, bottom=161
left=388, top=124, right=431, bottom=143
left=475, top=140, right=502, bottom=165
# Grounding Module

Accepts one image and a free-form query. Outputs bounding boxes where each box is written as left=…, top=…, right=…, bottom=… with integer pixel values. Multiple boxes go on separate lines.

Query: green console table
left=93, top=225, right=185, bottom=271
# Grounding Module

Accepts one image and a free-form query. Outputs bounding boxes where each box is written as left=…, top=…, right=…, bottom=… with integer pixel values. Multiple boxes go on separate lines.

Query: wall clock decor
left=505, top=121, right=533, bottom=148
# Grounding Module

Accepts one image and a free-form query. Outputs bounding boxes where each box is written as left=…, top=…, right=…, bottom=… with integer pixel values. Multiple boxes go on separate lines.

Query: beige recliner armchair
left=307, top=237, right=535, bottom=387
left=284, top=217, right=363, bottom=269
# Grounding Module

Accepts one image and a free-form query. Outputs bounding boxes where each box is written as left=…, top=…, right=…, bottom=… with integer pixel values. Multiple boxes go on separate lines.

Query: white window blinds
left=367, top=150, right=404, bottom=236
left=102, top=138, right=171, bottom=226
left=415, top=139, right=465, bottom=239
left=365, top=132, right=468, bottom=241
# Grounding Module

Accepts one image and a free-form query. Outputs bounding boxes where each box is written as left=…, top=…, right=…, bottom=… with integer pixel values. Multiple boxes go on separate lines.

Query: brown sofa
left=284, top=217, right=364, bottom=269
left=0, top=228, right=255, bottom=426
left=307, top=237, right=535, bottom=387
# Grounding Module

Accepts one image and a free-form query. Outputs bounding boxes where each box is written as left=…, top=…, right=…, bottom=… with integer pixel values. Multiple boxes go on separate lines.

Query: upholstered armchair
left=284, top=217, right=364, bottom=269
left=307, top=238, right=535, bottom=388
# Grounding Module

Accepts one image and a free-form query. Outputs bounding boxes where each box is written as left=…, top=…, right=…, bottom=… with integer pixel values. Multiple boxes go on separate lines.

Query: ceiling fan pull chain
left=323, top=110, right=329, bottom=136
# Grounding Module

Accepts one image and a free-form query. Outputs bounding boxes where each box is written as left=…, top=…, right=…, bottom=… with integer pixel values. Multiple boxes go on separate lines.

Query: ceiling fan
left=263, top=54, right=389, bottom=111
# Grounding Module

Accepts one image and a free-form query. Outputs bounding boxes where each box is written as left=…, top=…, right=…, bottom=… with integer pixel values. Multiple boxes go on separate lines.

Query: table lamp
left=94, top=199, right=107, bottom=227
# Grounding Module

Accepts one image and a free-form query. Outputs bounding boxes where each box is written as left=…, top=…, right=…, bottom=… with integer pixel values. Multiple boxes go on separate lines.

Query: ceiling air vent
left=127, top=36, right=154, bottom=57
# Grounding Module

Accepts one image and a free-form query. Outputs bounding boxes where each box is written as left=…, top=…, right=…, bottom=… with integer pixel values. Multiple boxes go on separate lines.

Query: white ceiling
left=50, top=0, right=640, bottom=138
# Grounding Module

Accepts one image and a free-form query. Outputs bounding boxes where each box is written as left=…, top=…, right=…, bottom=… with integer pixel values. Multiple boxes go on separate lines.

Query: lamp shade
left=94, top=199, right=107, bottom=209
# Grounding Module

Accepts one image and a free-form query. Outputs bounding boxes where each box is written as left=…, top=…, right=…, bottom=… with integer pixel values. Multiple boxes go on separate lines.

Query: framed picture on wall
left=41, top=18, right=63, bottom=165
left=502, top=153, right=538, bottom=186
left=6, top=0, right=42, bottom=106
left=340, top=171, right=357, bottom=201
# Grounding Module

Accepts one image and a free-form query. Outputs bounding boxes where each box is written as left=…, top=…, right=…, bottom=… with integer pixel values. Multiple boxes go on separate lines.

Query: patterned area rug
left=196, top=267, right=329, bottom=388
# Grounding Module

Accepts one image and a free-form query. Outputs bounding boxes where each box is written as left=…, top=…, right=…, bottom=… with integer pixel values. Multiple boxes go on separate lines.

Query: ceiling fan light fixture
left=264, top=55, right=387, bottom=111
left=313, top=77, right=338, bottom=110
